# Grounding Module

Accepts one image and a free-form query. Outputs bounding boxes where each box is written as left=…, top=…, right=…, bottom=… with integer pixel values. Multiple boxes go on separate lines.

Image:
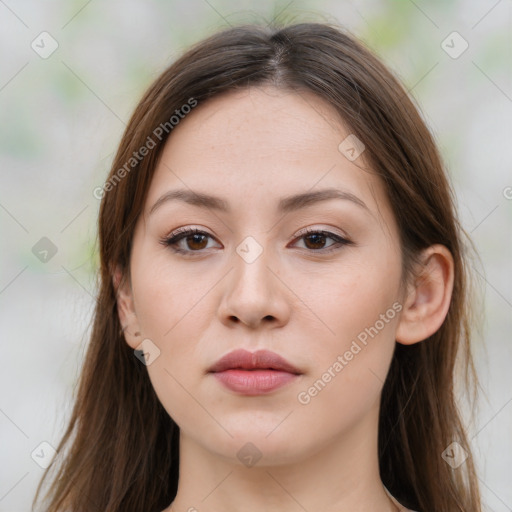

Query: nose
left=217, top=241, right=291, bottom=330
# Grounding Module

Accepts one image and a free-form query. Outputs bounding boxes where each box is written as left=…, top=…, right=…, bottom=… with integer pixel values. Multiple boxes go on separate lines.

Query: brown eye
left=292, top=229, right=353, bottom=253
left=184, top=233, right=209, bottom=250
left=303, top=232, right=329, bottom=250
left=160, top=228, right=219, bottom=255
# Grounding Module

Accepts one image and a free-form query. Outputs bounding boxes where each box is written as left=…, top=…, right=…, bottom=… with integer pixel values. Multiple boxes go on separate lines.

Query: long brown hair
left=33, top=22, right=482, bottom=512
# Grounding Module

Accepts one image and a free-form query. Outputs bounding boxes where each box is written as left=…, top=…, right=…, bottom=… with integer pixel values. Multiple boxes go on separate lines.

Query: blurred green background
left=0, top=1, right=511, bottom=510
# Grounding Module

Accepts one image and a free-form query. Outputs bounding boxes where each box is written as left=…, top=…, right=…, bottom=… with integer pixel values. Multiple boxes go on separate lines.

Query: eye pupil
left=304, top=233, right=326, bottom=249
left=187, top=234, right=208, bottom=250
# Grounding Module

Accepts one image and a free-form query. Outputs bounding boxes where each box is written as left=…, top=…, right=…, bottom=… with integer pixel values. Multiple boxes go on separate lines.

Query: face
left=120, top=86, right=406, bottom=465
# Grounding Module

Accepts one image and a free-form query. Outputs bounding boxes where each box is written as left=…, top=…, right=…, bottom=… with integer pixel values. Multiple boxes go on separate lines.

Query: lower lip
left=212, top=369, right=299, bottom=395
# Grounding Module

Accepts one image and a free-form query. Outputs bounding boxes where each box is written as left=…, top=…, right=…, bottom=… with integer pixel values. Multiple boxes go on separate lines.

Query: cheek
left=300, top=250, right=401, bottom=394
left=133, top=266, right=211, bottom=431
left=295, top=285, right=400, bottom=437
left=131, top=251, right=210, bottom=339
left=130, top=250, right=214, bottom=385
left=309, top=253, right=401, bottom=342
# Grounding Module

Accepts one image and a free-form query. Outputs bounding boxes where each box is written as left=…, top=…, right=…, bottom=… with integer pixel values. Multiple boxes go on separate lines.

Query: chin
left=207, top=426, right=313, bottom=467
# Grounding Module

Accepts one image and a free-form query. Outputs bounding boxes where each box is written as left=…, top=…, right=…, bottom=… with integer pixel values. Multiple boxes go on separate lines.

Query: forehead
left=145, top=86, right=390, bottom=223
left=163, top=86, right=349, bottom=167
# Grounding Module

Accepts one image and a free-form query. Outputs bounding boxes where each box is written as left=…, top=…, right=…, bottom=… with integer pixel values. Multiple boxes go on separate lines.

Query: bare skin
left=115, top=86, right=454, bottom=512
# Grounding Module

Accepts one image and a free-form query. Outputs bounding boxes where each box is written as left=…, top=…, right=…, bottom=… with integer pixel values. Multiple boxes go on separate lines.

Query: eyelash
left=159, top=226, right=354, bottom=256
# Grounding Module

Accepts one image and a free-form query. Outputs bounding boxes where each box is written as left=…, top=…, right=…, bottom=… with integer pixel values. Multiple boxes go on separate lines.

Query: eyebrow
left=149, top=187, right=370, bottom=216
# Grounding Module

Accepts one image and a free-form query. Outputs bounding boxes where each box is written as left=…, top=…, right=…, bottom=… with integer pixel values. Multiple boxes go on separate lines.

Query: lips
left=208, top=349, right=302, bottom=395
left=208, top=349, right=301, bottom=374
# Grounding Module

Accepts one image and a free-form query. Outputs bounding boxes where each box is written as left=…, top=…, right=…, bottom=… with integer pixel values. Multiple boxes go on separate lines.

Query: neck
left=166, top=404, right=400, bottom=512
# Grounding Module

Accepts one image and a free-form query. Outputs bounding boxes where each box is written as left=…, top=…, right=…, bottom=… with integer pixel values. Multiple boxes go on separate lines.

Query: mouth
left=208, top=349, right=302, bottom=395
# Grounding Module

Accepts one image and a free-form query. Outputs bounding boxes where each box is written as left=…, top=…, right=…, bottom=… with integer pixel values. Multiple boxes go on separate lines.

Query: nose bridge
left=230, top=202, right=275, bottom=285
left=231, top=234, right=273, bottom=299
left=218, top=233, right=289, bottom=328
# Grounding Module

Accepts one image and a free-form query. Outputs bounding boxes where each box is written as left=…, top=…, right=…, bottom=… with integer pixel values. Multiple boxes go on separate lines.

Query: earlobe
left=112, top=265, right=142, bottom=349
left=395, top=244, right=454, bottom=345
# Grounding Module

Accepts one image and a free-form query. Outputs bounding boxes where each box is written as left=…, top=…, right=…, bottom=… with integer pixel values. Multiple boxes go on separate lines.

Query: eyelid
left=293, top=225, right=351, bottom=241
left=164, top=224, right=350, bottom=241
left=165, top=225, right=216, bottom=239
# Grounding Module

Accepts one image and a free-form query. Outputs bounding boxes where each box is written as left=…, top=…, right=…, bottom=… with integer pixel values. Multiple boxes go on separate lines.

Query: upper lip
left=208, top=349, right=302, bottom=374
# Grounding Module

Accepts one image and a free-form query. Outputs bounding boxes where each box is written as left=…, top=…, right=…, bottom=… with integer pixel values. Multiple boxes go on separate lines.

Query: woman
left=33, top=22, right=482, bottom=512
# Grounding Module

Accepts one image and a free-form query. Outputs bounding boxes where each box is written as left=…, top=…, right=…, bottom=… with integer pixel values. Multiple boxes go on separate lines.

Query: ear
left=395, top=244, right=454, bottom=345
left=113, top=265, right=142, bottom=349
